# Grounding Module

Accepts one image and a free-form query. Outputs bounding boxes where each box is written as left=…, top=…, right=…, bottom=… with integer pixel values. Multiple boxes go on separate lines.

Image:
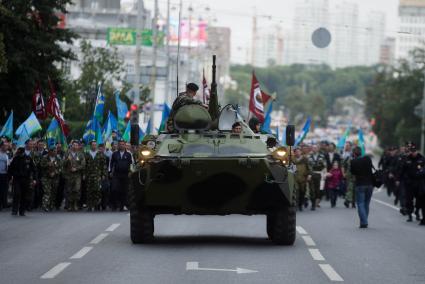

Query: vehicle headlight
left=138, top=146, right=155, bottom=164
left=272, top=147, right=289, bottom=164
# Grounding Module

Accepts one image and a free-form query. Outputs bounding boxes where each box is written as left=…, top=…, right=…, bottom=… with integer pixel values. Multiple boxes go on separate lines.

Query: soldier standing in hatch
left=40, top=146, right=62, bottom=212
left=308, top=144, right=326, bottom=210
left=84, top=140, right=107, bottom=211
left=63, top=140, right=86, bottom=211
left=167, top=83, right=205, bottom=132
left=8, top=146, right=36, bottom=216
left=293, top=148, right=311, bottom=211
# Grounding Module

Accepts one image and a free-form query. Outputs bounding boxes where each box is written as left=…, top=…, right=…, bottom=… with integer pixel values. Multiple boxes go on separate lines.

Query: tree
left=64, top=40, right=129, bottom=122
left=0, top=1, right=76, bottom=124
left=225, top=64, right=375, bottom=126
left=365, top=52, right=424, bottom=147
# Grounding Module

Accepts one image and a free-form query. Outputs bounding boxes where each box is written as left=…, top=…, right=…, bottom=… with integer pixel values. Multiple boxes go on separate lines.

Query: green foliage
left=225, top=64, right=375, bottom=125
left=64, top=40, right=129, bottom=122
left=0, top=1, right=76, bottom=124
left=366, top=50, right=425, bottom=147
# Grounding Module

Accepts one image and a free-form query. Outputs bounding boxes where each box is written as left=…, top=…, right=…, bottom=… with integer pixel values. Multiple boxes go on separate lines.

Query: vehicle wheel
left=130, top=207, right=154, bottom=244
left=268, top=206, right=296, bottom=245
left=129, top=180, right=154, bottom=244
left=266, top=215, right=274, bottom=239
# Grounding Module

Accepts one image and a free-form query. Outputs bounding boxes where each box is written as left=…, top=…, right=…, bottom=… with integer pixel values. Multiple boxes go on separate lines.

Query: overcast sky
left=125, top=0, right=400, bottom=63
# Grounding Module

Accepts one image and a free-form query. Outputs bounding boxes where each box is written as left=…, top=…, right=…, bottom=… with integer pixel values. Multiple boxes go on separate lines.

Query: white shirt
left=89, top=150, right=97, bottom=159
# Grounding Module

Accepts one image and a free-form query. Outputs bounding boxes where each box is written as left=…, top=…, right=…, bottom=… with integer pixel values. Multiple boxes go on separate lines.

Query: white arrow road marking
left=319, top=264, right=344, bottom=282
left=186, top=262, right=258, bottom=274
left=302, top=235, right=316, bottom=246
left=70, top=246, right=93, bottom=259
left=90, top=233, right=109, bottom=244
left=105, top=223, right=120, bottom=232
left=296, top=226, right=308, bottom=235
left=40, top=262, right=71, bottom=279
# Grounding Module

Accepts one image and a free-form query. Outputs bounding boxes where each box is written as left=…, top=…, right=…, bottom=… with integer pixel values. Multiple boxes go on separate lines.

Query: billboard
left=168, top=19, right=208, bottom=47
left=107, top=28, right=165, bottom=46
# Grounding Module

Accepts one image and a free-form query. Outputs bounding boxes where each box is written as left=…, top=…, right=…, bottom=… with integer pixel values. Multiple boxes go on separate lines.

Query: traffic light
left=130, top=104, right=140, bottom=146
left=130, top=104, right=139, bottom=125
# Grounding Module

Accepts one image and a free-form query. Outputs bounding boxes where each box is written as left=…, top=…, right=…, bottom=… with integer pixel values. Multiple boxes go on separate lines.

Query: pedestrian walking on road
left=350, top=147, right=374, bottom=228
left=63, top=140, right=86, bottom=211
left=326, top=161, right=343, bottom=208
left=8, top=146, right=36, bottom=216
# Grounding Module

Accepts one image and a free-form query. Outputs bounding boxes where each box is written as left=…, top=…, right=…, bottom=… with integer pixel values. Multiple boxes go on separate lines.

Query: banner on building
left=107, top=28, right=165, bottom=46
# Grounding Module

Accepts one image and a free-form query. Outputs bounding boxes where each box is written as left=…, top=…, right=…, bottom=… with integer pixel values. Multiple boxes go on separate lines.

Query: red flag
left=32, top=83, right=47, bottom=120
left=47, top=79, right=70, bottom=136
left=249, top=72, right=265, bottom=122
left=202, top=69, right=210, bottom=104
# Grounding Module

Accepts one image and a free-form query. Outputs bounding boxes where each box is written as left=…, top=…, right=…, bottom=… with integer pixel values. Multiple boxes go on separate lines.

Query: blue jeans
left=355, top=185, right=373, bottom=225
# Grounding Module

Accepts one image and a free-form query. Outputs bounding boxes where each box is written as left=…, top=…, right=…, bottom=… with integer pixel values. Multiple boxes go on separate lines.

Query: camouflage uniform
left=84, top=151, right=107, bottom=210
left=167, top=93, right=203, bottom=132
left=40, top=155, right=62, bottom=211
left=33, top=150, right=47, bottom=209
left=343, top=155, right=356, bottom=207
left=308, top=152, right=326, bottom=210
left=63, top=151, right=86, bottom=211
left=294, top=155, right=311, bottom=211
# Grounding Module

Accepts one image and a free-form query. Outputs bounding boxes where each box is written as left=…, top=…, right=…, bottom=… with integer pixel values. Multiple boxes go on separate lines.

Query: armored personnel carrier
left=129, top=56, right=296, bottom=245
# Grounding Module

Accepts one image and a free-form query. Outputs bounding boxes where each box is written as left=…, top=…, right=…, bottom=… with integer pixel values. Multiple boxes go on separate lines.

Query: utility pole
left=165, top=0, right=171, bottom=105
left=131, top=0, right=144, bottom=144
left=148, top=0, right=159, bottom=133
left=421, top=70, right=425, bottom=154
left=251, top=12, right=257, bottom=66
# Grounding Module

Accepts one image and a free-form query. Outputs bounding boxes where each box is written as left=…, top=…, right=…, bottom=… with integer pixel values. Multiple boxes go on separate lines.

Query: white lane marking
left=302, top=236, right=316, bottom=246
left=40, top=262, right=71, bottom=279
left=186, top=262, right=257, bottom=274
left=309, top=249, right=325, bottom=261
left=319, top=264, right=344, bottom=282
left=296, top=226, right=308, bottom=235
left=90, top=233, right=109, bottom=245
left=105, top=223, right=120, bottom=232
left=69, top=246, right=93, bottom=259
left=372, top=198, right=399, bottom=211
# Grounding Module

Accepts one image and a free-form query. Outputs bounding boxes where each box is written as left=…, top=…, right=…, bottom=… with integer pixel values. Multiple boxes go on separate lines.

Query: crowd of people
left=1, top=118, right=424, bottom=229
left=291, top=139, right=425, bottom=227
left=379, top=142, right=425, bottom=224
left=0, top=136, right=135, bottom=216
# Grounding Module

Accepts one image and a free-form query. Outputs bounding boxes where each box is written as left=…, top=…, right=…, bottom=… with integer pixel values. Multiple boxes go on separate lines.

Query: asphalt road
left=0, top=189, right=424, bottom=284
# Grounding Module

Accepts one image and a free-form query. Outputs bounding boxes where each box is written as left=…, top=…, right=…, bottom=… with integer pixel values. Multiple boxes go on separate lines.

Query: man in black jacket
left=350, top=146, right=374, bottom=228
left=8, top=146, right=36, bottom=216
left=109, top=140, right=133, bottom=211
left=398, top=142, right=425, bottom=222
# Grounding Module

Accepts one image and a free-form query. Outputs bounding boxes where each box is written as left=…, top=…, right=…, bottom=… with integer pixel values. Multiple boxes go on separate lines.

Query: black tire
left=267, top=206, right=296, bottom=245
left=266, top=215, right=274, bottom=239
left=129, top=177, right=154, bottom=244
left=130, top=207, right=154, bottom=244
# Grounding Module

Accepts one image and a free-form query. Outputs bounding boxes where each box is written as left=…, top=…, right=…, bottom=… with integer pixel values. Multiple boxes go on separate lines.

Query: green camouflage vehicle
left=129, top=56, right=296, bottom=245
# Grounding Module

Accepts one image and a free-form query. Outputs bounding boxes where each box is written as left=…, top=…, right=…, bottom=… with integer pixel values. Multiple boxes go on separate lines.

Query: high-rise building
left=279, top=0, right=386, bottom=68
left=252, top=25, right=284, bottom=67
left=284, top=0, right=330, bottom=66
left=396, top=0, right=425, bottom=60
left=380, top=37, right=396, bottom=65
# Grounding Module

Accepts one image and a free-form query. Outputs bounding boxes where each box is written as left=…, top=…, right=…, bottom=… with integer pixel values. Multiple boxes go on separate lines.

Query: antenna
left=176, top=0, right=182, bottom=97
